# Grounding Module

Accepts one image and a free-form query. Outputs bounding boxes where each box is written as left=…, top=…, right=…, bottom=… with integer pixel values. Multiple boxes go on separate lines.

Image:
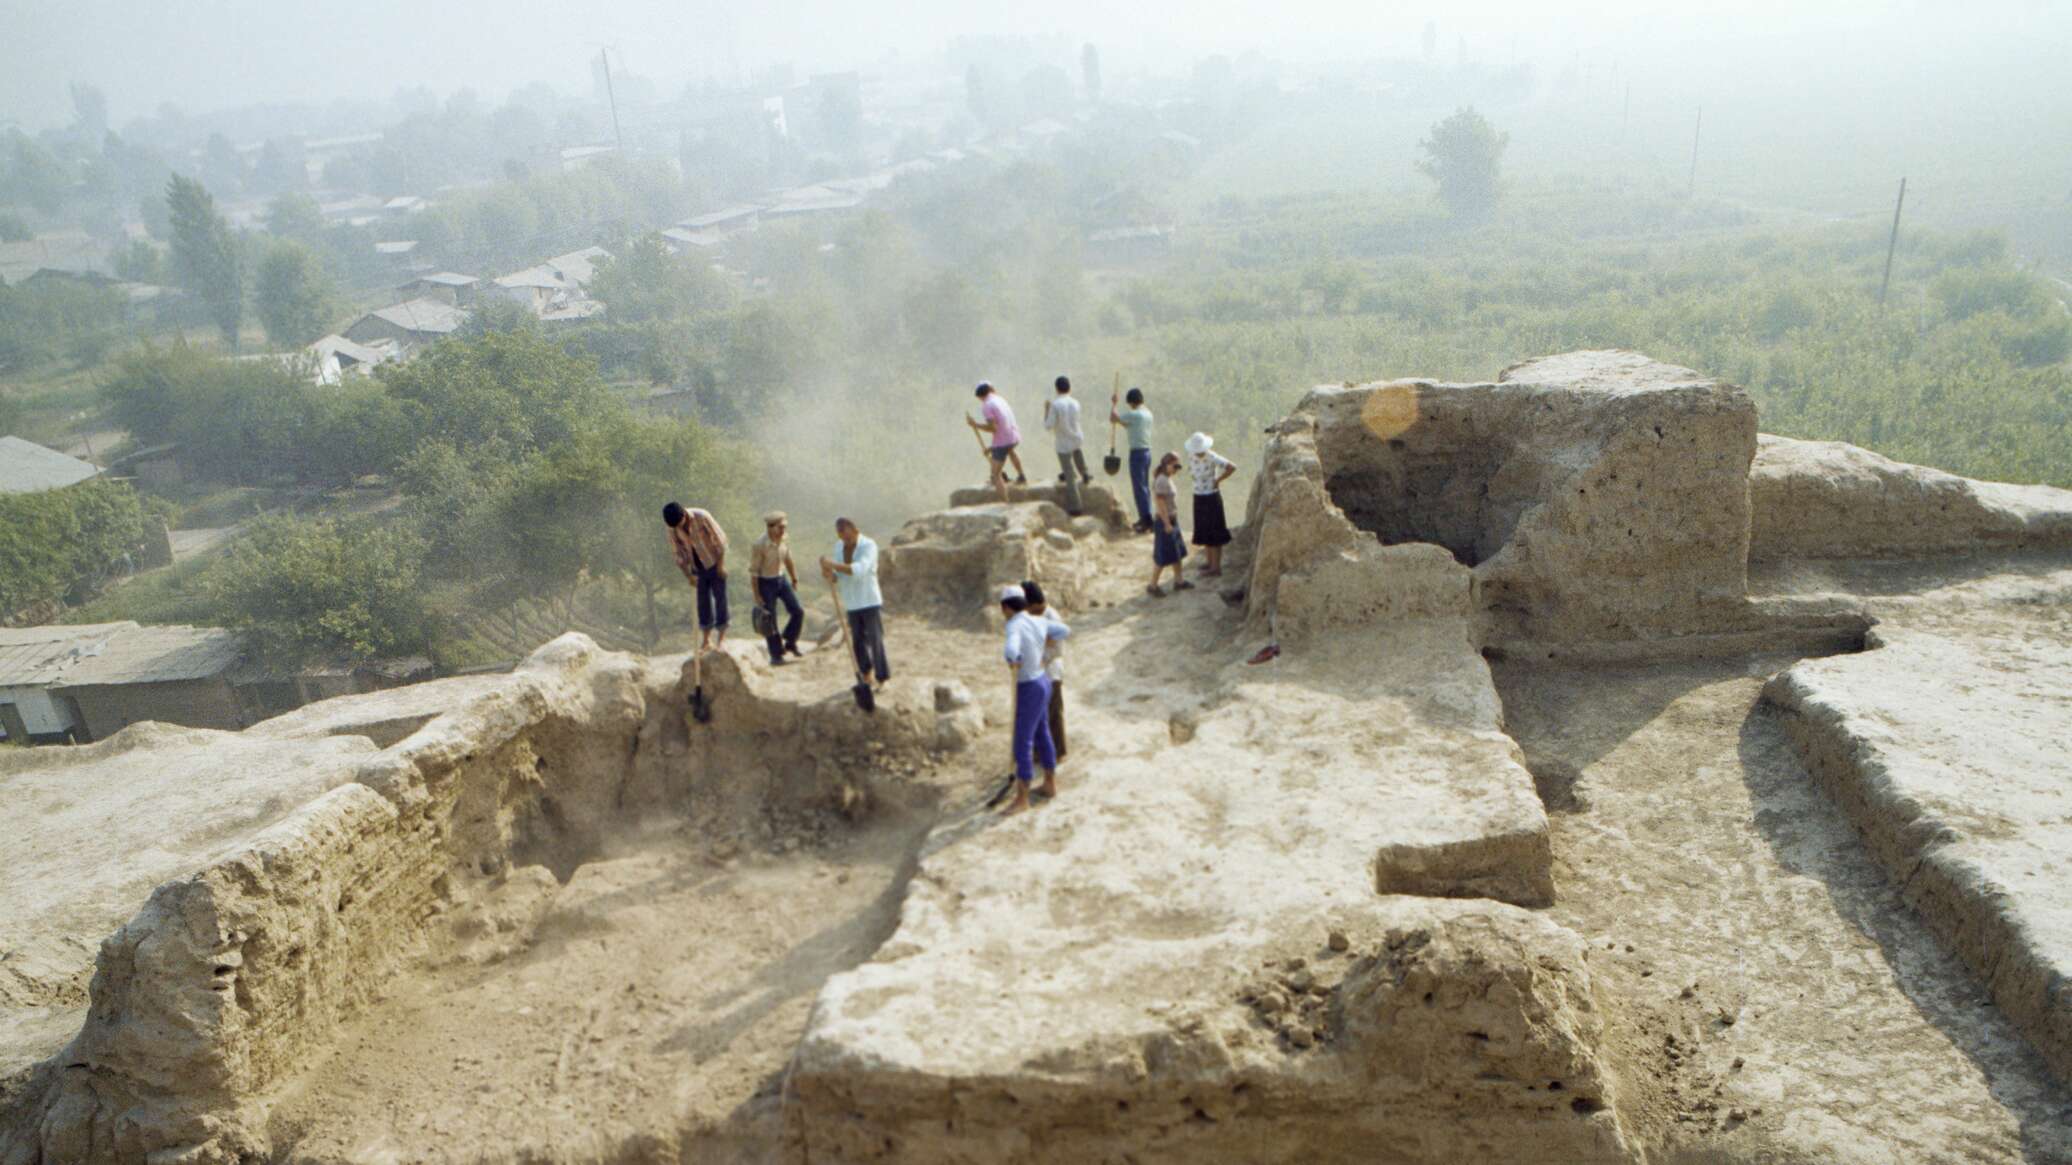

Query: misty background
left=2, top=0, right=2068, bottom=677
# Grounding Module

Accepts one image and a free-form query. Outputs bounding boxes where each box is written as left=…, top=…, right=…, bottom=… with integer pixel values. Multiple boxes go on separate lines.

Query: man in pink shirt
left=966, top=382, right=1028, bottom=503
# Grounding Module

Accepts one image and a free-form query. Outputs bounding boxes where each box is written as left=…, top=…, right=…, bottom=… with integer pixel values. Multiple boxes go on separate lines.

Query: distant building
left=559, top=144, right=619, bottom=171
left=398, top=271, right=480, bottom=305
left=305, top=333, right=397, bottom=384
left=486, top=267, right=565, bottom=315
left=762, top=184, right=865, bottom=218
left=47, top=624, right=248, bottom=741
left=0, top=620, right=438, bottom=745
left=544, top=246, right=611, bottom=290
left=677, top=205, right=763, bottom=235
left=0, top=623, right=130, bottom=744
left=0, top=232, right=110, bottom=286
left=0, top=436, right=100, bottom=494
left=660, top=227, right=723, bottom=254
left=343, top=297, right=468, bottom=349
left=1086, top=225, right=1174, bottom=265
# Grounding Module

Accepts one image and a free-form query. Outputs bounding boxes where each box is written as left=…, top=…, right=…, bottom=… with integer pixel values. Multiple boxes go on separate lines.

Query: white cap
left=998, top=584, right=1026, bottom=604
left=1184, top=432, right=1213, bottom=455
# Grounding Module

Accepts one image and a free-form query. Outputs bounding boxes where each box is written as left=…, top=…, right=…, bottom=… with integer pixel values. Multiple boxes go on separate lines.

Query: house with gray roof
left=46, top=624, right=249, bottom=741
left=343, top=297, right=469, bottom=349
left=0, top=436, right=100, bottom=494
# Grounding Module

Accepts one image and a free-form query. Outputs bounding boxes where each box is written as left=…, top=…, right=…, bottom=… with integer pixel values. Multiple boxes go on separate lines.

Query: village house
left=343, top=297, right=468, bottom=350
left=0, top=436, right=100, bottom=494
left=397, top=271, right=480, bottom=306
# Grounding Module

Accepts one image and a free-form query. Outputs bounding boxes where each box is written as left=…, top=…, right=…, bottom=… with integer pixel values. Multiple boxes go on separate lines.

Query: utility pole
left=1879, top=177, right=1908, bottom=309
left=1686, top=107, right=1702, bottom=198
left=600, top=47, right=625, bottom=155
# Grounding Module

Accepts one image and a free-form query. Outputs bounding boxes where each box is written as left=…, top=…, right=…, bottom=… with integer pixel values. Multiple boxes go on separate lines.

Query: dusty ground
left=15, top=521, right=2072, bottom=1163
left=1496, top=593, right=2072, bottom=1161
left=265, top=812, right=933, bottom=1164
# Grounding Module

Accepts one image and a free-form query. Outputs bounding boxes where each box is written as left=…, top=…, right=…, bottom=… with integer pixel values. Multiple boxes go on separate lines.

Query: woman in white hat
left=1184, top=431, right=1237, bottom=577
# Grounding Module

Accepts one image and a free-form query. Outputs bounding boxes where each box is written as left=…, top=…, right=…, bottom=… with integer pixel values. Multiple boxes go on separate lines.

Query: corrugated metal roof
left=366, top=297, right=466, bottom=334
left=0, top=622, right=137, bottom=686
left=0, top=436, right=101, bottom=494
left=51, top=625, right=244, bottom=687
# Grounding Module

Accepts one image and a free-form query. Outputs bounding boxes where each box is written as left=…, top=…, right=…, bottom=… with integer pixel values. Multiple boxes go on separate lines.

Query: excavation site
left=4, top=351, right=2071, bottom=1164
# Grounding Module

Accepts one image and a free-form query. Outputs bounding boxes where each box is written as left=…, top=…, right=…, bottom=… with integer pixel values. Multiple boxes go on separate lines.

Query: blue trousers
left=695, top=565, right=728, bottom=630
left=756, top=576, right=803, bottom=661
left=1129, top=447, right=1153, bottom=526
left=1013, top=675, right=1058, bottom=782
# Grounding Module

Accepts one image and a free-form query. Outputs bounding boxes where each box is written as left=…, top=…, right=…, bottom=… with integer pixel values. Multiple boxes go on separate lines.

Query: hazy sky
left=3, top=0, right=2065, bottom=131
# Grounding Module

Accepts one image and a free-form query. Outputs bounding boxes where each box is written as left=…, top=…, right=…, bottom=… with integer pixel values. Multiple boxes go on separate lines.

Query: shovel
left=687, top=648, right=712, bottom=723
left=1103, top=371, right=1123, bottom=477
left=826, top=577, right=875, bottom=713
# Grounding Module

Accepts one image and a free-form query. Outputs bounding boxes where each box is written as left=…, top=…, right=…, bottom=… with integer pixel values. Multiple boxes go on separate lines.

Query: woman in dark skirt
left=1184, top=432, right=1237, bottom=576
left=1148, top=452, right=1194, bottom=596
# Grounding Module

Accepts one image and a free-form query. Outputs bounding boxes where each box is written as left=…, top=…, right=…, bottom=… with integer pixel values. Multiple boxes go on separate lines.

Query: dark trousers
left=1129, top=447, right=1153, bottom=526
left=695, top=565, right=729, bottom=631
left=1047, top=679, right=1068, bottom=759
left=1058, top=448, right=1089, bottom=514
left=756, top=576, right=803, bottom=661
left=847, top=605, right=890, bottom=682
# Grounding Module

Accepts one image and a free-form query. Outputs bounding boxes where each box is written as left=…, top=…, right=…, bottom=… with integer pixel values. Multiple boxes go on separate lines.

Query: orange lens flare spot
left=1362, top=382, right=1420, bottom=441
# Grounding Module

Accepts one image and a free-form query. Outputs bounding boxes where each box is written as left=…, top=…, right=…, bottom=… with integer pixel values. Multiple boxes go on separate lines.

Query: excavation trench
left=0, top=636, right=979, bottom=1165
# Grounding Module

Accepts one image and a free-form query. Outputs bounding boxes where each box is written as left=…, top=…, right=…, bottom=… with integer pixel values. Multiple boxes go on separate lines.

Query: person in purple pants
left=998, top=583, right=1069, bottom=815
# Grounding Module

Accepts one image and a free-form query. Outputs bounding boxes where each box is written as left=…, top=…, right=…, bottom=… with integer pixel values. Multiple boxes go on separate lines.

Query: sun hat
left=1184, top=432, right=1213, bottom=455
left=998, top=583, right=1026, bottom=604
left=763, top=510, right=787, bottom=526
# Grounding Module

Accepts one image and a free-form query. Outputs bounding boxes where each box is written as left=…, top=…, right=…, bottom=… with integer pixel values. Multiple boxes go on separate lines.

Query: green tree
left=265, top=191, right=326, bottom=240
left=165, top=174, right=244, bottom=346
left=379, top=328, right=613, bottom=463
left=253, top=240, right=339, bottom=348
left=206, top=516, right=435, bottom=665
left=596, top=413, right=759, bottom=649
left=1416, top=107, right=1508, bottom=220
left=111, top=238, right=164, bottom=283
left=0, top=480, right=150, bottom=616
left=588, top=234, right=732, bottom=324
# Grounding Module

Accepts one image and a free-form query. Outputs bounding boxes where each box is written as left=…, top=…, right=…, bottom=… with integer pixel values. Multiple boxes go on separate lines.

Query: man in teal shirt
left=1111, top=386, right=1155, bottom=532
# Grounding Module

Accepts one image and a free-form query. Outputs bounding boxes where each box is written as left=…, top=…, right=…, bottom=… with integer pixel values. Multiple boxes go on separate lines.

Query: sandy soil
left=1495, top=650, right=2072, bottom=1164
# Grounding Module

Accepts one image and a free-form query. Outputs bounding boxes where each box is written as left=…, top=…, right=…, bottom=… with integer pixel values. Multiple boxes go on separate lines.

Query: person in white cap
left=1185, top=432, right=1237, bottom=577
left=999, top=582, right=1069, bottom=814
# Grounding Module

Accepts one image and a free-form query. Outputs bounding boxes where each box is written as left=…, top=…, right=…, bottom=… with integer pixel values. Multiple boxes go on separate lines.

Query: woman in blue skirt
left=1147, top=451, right=1195, bottom=597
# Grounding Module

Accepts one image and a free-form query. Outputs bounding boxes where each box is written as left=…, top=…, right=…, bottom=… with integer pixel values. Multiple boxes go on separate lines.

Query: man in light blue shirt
left=820, top=517, right=889, bottom=687
left=999, top=583, right=1069, bottom=814
left=1110, top=386, right=1155, bottom=531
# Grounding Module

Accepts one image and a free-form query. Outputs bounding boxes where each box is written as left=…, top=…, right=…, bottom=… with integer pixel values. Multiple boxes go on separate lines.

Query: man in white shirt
left=999, top=583, right=1069, bottom=815
left=1023, top=580, right=1069, bottom=761
left=820, top=517, right=889, bottom=687
left=1043, top=375, right=1090, bottom=515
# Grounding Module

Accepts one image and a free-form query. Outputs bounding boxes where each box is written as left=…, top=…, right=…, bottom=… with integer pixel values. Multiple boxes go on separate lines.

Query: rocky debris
left=1764, top=576, right=2072, bottom=1084
left=1750, top=434, right=2072, bottom=561
left=949, top=480, right=1130, bottom=531
left=796, top=903, right=1631, bottom=1163
left=882, top=499, right=1096, bottom=618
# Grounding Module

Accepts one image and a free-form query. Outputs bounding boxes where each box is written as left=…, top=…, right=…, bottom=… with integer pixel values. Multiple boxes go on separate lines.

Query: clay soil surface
left=1495, top=649, right=2072, bottom=1164
left=267, top=812, right=932, bottom=1164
